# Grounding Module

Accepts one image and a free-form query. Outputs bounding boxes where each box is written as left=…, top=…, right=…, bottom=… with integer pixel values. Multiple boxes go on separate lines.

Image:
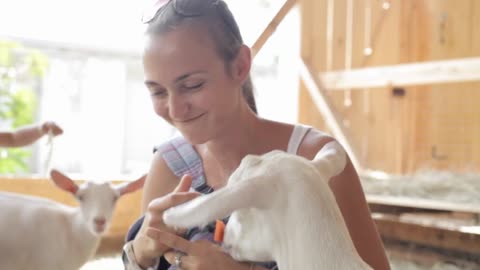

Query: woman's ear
left=232, top=45, right=252, bottom=84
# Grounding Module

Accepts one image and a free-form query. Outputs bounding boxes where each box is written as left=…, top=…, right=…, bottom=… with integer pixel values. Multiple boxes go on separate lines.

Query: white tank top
left=287, top=125, right=311, bottom=154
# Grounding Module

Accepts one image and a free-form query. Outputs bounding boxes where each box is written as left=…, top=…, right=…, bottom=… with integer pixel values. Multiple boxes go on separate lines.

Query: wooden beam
left=385, top=239, right=480, bottom=267
left=251, top=0, right=297, bottom=57
left=325, top=0, right=334, bottom=71
left=373, top=213, right=480, bottom=255
left=367, top=194, right=480, bottom=215
left=320, top=57, right=480, bottom=90
left=299, top=59, right=362, bottom=171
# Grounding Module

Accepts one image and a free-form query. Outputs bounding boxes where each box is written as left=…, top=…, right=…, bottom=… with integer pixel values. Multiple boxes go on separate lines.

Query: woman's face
left=143, top=23, right=245, bottom=144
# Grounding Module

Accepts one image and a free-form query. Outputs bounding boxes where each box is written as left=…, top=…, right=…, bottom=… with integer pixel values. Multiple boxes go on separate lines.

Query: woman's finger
left=164, top=251, right=193, bottom=269
left=134, top=233, right=167, bottom=258
left=174, top=174, right=193, bottom=193
left=146, top=228, right=197, bottom=255
left=147, top=192, right=200, bottom=212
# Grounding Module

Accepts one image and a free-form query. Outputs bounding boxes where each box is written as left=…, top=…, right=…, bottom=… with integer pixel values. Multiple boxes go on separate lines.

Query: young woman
left=122, top=1, right=391, bottom=269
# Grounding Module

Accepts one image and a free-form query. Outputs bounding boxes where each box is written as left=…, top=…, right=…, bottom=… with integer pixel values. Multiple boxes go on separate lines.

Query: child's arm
left=0, top=121, right=63, bottom=147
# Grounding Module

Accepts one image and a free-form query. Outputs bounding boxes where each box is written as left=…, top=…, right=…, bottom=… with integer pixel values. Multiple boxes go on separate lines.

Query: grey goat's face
left=76, top=182, right=119, bottom=235
left=50, top=169, right=146, bottom=236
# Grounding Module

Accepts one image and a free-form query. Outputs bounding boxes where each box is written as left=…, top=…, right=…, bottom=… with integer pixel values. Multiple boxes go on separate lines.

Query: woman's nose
left=168, top=94, right=189, bottom=120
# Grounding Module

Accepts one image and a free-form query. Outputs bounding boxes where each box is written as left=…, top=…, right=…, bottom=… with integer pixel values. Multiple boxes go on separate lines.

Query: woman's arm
left=329, top=156, right=391, bottom=270
left=299, top=131, right=391, bottom=270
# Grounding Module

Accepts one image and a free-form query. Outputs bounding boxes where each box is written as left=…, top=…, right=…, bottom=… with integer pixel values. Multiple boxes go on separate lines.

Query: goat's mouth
left=94, top=224, right=106, bottom=234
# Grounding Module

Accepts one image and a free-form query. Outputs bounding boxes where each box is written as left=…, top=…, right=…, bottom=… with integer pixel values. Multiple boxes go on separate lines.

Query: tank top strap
left=286, top=124, right=312, bottom=155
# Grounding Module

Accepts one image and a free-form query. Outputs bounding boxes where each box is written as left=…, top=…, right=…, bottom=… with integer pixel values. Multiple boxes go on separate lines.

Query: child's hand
left=40, top=121, right=63, bottom=136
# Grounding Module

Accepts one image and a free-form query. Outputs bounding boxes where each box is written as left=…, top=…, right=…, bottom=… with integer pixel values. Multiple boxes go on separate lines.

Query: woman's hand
left=133, top=175, right=200, bottom=268
left=146, top=229, right=252, bottom=270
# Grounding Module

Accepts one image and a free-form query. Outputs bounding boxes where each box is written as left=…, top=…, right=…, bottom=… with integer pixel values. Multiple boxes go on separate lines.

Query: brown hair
left=145, top=0, right=257, bottom=113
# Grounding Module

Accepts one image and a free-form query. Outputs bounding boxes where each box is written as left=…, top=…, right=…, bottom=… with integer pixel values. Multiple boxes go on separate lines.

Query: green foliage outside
left=0, top=40, right=49, bottom=173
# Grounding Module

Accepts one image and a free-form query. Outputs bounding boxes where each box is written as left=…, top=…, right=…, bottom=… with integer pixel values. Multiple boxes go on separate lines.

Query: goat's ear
left=116, top=174, right=146, bottom=196
left=312, top=141, right=347, bottom=179
left=163, top=178, right=268, bottom=229
left=50, top=169, right=78, bottom=194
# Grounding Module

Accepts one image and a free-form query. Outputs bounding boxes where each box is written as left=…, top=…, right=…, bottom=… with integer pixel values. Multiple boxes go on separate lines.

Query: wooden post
left=251, top=0, right=298, bottom=57
left=300, top=58, right=363, bottom=171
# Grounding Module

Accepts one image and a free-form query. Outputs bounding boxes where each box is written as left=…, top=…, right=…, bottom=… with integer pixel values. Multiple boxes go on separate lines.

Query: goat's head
left=50, top=170, right=145, bottom=235
left=163, top=141, right=347, bottom=262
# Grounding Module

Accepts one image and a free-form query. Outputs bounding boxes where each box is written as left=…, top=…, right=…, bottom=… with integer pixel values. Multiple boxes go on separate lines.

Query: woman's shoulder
left=262, top=119, right=336, bottom=159
left=298, top=126, right=336, bottom=160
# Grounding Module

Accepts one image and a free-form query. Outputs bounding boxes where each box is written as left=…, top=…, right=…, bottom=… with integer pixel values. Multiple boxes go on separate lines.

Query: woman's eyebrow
left=144, top=71, right=207, bottom=87
left=174, top=71, right=207, bottom=83
left=144, top=80, right=160, bottom=87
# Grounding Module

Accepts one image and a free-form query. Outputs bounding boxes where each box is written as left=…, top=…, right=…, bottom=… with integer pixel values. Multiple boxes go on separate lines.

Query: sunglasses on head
left=141, top=0, right=217, bottom=24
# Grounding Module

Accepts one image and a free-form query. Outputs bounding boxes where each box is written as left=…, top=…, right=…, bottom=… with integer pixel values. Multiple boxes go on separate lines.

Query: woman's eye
left=183, top=82, right=204, bottom=90
left=151, top=89, right=167, bottom=97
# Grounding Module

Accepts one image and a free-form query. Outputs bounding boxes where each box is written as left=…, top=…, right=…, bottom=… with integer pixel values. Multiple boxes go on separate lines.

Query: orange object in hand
left=214, top=220, right=225, bottom=243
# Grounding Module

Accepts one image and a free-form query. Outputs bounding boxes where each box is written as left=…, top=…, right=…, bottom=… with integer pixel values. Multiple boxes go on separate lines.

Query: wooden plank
left=300, top=59, right=362, bottom=171
left=405, top=0, right=480, bottom=173
left=367, top=194, right=480, bottom=215
left=319, top=57, right=480, bottom=90
left=427, top=0, right=473, bottom=59
left=373, top=213, right=480, bottom=254
left=251, top=0, right=297, bottom=57
left=385, top=239, right=480, bottom=267
left=360, top=0, right=403, bottom=173
left=325, top=0, right=334, bottom=71
left=298, top=0, right=329, bottom=132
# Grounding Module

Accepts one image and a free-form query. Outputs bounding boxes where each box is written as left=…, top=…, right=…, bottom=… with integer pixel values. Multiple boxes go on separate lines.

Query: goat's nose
left=94, top=217, right=106, bottom=226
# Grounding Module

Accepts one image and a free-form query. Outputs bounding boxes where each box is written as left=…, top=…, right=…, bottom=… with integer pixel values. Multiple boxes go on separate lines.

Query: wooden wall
left=299, top=0, right=480, bottom=174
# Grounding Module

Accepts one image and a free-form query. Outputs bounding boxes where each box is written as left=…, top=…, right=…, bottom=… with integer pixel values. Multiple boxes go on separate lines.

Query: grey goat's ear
left=116, top=174, right=146, bottom=196
left=312, top=141, right=347, bottom=180
left=50, top=169, right=79, bottom=195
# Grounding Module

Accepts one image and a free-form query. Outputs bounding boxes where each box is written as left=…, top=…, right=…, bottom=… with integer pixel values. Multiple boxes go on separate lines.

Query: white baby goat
left=0, top=169, right=145, bottom=270
left=163, top=141, right=373, bottom=270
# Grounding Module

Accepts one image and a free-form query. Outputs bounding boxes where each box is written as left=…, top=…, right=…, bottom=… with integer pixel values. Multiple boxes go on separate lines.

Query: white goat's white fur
left=0, top=170, right=145, bottom=270
left=163, top=141, right=373, bottom=270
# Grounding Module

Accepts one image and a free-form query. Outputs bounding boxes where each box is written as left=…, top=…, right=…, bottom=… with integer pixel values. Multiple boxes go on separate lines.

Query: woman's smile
left=174, top=112, right=206, bottom=123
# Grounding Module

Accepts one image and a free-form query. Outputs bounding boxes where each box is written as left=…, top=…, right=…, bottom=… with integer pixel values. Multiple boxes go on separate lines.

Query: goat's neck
left=272, top=197, right=368, bottom=270
left=67, top=209, right=101, bottom=264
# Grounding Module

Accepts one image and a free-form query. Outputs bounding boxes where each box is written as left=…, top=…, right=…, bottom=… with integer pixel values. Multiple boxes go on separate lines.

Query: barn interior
left=0, top=0, right=479, bottom=269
